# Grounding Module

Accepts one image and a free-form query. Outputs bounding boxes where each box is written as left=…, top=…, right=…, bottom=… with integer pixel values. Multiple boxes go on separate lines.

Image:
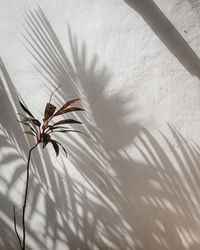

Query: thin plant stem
left=22, top=142, right=40, bottom=250
left=13, top=206, right=22, bottom=249
left=48, top=81, right=62, bottom=103
left=14, top=141, right=40, bottom=250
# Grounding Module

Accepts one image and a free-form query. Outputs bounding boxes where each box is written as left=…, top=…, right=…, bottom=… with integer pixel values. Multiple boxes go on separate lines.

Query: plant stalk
left=14, top=142, right=40, bottom=250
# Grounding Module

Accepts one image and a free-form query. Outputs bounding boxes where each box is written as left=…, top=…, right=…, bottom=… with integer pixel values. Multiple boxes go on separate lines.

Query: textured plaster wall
left=1, top=0, right=200, bottom=249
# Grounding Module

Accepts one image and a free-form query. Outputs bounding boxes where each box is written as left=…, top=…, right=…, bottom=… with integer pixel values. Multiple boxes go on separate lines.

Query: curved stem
left=13, top=206, right=22, bottom=249
left=48, top=81, right=63, bottom=103
left=21, top=142, right=39, bottom=250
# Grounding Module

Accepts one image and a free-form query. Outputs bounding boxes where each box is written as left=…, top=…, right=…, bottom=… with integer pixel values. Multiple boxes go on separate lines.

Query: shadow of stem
left=123, top=0, right=200, bottom=79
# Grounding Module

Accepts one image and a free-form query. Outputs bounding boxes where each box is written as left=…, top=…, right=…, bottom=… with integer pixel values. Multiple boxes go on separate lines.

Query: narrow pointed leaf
left=52, top=129, right=88, bottom=137
left=47, top=125, right=54, bottom=130
left=17, top=113, right=27, bottom=118
left=53, top=119, right=82, bottom=126
left=47, top=125, right=69, bottom=129
left=43, top=141, right=49, bottom=148
left=17, top=119, right=30, bottom=125
left=50, top=139, right=59, bottom=157
left=44, top=103, right=56, bottom=121
left=32, top=119, right=41, bottom=127
left=17, top=116, right=41, bottom=127
left=42, top=133, right=51, bottom=148
left=53, top=140, right=67, bottom=157
left=21, top=122, right=37, bottom=133
left=54, top=107, right=85, bottom=116
left=24, top=131, right=35, bottom=136
left=54, top=98, right=81, bottom=116
left=47, top=126, right=69, bottom=131
left=19, top=100, right=35, bottom=118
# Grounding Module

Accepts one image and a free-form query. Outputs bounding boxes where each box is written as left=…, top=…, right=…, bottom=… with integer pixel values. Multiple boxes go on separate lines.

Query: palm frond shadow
left=22, top=7, right=143, bottom=250
left=0, top=57, right=98, bottom=249
left=0, top=58, right=95, bottom=249
left=134, top=126, right=200, bottom=250
left=20, top=7, right=200, bottom=250
left=1, top=6, right=200, bottom=250
left=0, top=60, right=45, bottom=249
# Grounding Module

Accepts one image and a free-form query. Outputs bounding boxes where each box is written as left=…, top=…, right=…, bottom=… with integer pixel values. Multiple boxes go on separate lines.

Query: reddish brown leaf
left=42, top=133, right=51, bottom=148
left=53, top=119, right=82, bottom=126
left=47, top=125, right=54, bottom=129
left=32, top=119, right=41, bottom=127
left=50, top=139, right=59, bottom=157
left=54, top=98, right=81, bottom=116
left=47, top=126, right=69, bottom=131
left=18, top=119, right=38, bottom=133
left=17, top=113, right=27, bottom=118
left=53, top=139, right=67, bottom=157
left=23, top=131, right=35, bottom=136
left=22, top=122, right=37, bottom=133
left=19, top=101, right=35, bottom=118
left=44, top=103, right=56, bottom=121
left=54, top=107, right=85, bottom=116
left=18, top=115, right=41, bottom=127
left=52, top=129, right=88, bottom=137
left=17, top=119, right=30, bottom=125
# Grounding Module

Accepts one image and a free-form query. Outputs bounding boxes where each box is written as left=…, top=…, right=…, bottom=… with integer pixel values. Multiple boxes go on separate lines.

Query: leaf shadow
left=23, top=6, right=200, bottom=250
left=1, top=5, right=200, bottom=250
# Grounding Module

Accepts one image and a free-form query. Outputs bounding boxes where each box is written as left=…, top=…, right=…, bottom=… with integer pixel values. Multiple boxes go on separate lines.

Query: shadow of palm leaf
left=0, top=58, right=51, bottom=249
left=22, top=6, right=200, bottom=250
left=1, top=56, right=95, bottom=249
left=22, top=6, right=143, bottom=250
left=1, top=5, right=200, bottom=250
left=128, top=125, right=200, bottom=249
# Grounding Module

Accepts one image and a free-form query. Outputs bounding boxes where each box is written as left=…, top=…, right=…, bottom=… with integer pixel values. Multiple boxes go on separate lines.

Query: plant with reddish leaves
left=14, top=84, right=86, bottom=250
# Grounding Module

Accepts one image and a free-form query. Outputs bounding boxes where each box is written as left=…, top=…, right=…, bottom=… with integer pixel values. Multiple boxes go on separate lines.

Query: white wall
left=1, top=0, right=200, bottom=249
